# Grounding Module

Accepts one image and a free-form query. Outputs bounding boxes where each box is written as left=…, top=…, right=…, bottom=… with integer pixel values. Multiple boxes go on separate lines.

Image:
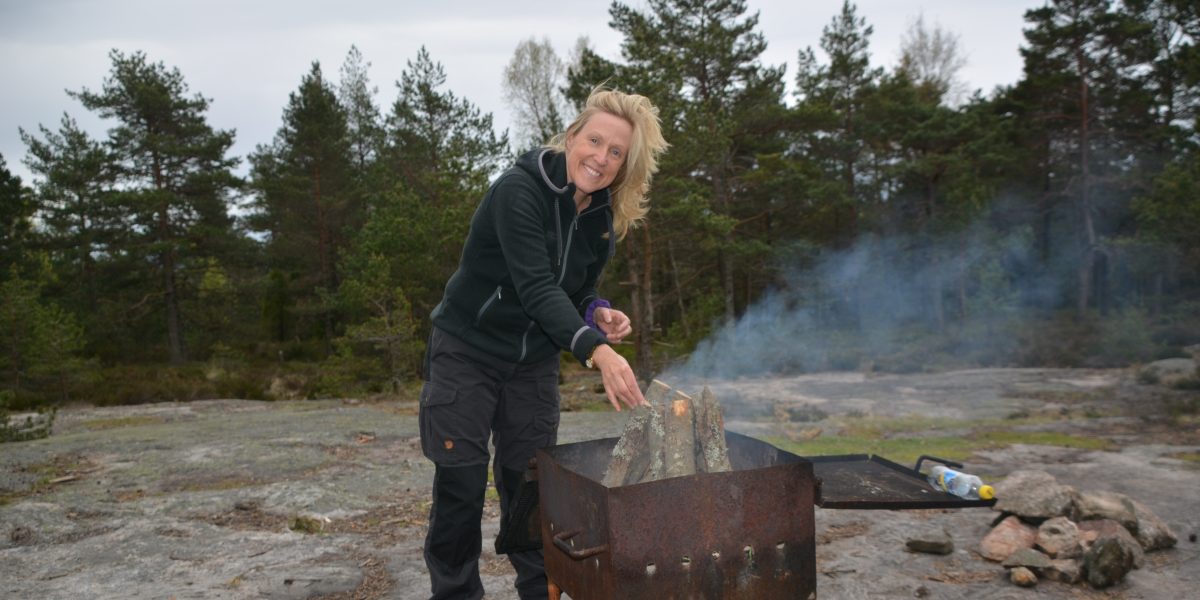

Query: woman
left=420, top=88, right=668, bottom=600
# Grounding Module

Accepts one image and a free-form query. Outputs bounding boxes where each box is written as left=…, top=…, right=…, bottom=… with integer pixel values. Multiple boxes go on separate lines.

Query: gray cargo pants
left=420, top=327, right=560, bottom=600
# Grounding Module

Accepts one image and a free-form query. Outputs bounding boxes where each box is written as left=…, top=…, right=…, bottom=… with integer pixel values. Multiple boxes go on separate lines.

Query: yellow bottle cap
left=979, top=485, right=995, bottom=500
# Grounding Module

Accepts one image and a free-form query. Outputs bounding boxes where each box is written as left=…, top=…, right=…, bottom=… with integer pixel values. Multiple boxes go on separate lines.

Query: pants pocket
left=420, top=380, right=464, bottom=464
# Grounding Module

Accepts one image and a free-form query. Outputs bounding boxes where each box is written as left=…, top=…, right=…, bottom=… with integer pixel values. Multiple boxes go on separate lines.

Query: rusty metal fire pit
left=533, top=431, right=993, bottom=600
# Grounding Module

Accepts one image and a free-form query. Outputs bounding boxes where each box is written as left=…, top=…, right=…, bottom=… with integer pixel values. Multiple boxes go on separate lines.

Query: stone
left=1042, top=558, right=1082, bottom=584
left=1002, top=547, right=1053, bottom=570
left=1036, top=516, right=1082, bottom=558
left=1078, top=519, right=1144, bottom=568
left=8, top=525, right=34, bottom=546
left=1075, top=491, right=1138, bottom=533
left=980, top=515, right=1038, bottom=562
left=1083, top=537, right=1135, bottom=589
left=1010, top=566, right=1038, bottom=587
left=1138, top=358, right=1198, bottom=387
left=992, top=470, right=1077, bottom=522
left=1131, top=500, right=1177, bottom=551
left=906, top=529, right=954, bottom=555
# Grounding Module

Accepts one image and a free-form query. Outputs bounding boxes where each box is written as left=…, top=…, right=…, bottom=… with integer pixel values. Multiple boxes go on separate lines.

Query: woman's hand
left=594, top=307, right=633, bottom=342
left=591, top=344, right=646, bottom=411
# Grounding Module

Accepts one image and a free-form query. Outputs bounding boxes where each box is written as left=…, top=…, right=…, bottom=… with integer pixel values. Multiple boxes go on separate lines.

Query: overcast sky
left=0, top=0, right=1045, bottom=184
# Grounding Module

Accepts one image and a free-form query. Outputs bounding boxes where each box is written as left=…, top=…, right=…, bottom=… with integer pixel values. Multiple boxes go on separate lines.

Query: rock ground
left=1, top=368, right=1197, bottom=599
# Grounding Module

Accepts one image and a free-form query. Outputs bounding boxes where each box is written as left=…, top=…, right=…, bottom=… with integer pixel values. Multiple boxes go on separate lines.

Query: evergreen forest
left=3, top=0, right=1199, bottom=410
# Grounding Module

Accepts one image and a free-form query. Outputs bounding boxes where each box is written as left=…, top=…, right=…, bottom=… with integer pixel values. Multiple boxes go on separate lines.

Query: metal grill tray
left=809, top=454, right=997, bottom=510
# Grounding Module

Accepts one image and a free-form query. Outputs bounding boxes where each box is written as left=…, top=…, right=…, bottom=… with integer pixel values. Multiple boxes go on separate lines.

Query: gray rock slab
left=1036, top=516, right=1082, bottom=559
left=1132, top=499, right=1178, bottom=551
left=1075, top=490, right=1138, bottom=533
left=906, top=528, right=954, bottom=555
left=992, top=470, right=1077, bottom=522
left=1003, top=547, right=1053, bottom=569
left=2, top=369, right=1199, bottom=600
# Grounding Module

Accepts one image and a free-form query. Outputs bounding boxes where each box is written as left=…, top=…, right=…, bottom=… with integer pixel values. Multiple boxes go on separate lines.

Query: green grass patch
left=769, top=426, right=1114, bottom=467
left=1167, top=451, right=1200, bottom=466
left=769, top=435, right=978, bottom=467
left=974, top=430, right=1113, bottom=451
left=831, top=415, right=967, bottom=438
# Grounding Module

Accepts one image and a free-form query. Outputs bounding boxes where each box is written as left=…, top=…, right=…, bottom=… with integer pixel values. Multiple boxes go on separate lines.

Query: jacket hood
left=516, top=148, right=612, bottom=208
left=515, top=148, right=616, bottom=259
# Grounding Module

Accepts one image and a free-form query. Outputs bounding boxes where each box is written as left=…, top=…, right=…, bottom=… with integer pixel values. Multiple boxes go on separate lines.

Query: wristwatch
left=585, top=345, right=600, bottom=369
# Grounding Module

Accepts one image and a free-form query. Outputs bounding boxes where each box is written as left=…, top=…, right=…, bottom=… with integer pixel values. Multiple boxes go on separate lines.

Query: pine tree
left=0, top=260, right=90, bottom=404
left=70, top=50, right=239, bottom=362
left=384, top=46, right=509, bottom=196
left=250, top=62, right=357, bottom=353
left=793, top=0, right=883, bottom=247
left=19, top=115, right=115, bottom=329
left=604, top=0, right=787, bottom=374
left=372, top=46, right=509, bottom=320
left=1017, top=0, right=1148, bottom=315
left=0, top=155, right=33, bottom=276
left=337, top=45, right=385, bottom=175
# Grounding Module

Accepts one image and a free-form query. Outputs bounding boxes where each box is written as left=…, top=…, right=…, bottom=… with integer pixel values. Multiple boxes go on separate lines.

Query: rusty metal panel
left=538, top=433, right=817, bottom=600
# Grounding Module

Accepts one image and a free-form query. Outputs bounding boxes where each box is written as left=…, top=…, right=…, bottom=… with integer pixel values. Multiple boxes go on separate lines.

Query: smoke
left=659, top=218, right=1081, bottom=382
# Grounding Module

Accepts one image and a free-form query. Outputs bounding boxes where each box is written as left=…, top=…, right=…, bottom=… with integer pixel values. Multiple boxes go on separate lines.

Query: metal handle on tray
left=914, top=455, right=963, bottom=473
left=552, top=529, right=609, bottom=561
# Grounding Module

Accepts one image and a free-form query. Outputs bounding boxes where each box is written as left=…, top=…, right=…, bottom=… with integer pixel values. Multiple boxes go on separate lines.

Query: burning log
left=663, top=390, right=696, bottom=478
left=602, top=379, right=731, bottom=486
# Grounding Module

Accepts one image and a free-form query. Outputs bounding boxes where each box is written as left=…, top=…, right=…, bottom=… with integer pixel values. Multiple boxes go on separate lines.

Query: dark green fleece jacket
left=429, top=148, right=614, bottom=365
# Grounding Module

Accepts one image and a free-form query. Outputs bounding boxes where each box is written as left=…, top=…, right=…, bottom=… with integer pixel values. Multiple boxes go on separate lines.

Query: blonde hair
left=547, top=88, right=668, bottom=240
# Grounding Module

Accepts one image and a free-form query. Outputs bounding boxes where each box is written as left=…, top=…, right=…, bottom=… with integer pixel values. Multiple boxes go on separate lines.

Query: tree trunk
left=715, top=170, right=736, bottom=325
left=1152, top=272, right=1163, bottom=316
left=153, top=154, right=185, bottom=364
left=720, top=245, right=735, bottom=325
left=635, top=224, right=654, bottom=378
left=1076, top=59, right=1095, bottom=319
left=958, top=234, right=969, bottom=320
left=930, top=253, right=945, bottom=332
left=163, top=244, right=184, bottom=364
left=667, top=239, right=689, bottom=338
left=313, top=166, right=336, bottom=352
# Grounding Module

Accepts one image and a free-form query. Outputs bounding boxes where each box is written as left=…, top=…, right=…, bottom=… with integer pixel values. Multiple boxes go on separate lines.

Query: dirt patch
left=816, top=519, right=869, bottom=544
left=312, top=551, right=395, bottom=600
left=325, top=490, right=432, bottom=547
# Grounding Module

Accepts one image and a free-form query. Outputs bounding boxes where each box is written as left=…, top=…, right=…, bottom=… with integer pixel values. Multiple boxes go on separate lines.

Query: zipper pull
left=498, top=288, right=502, bottom=300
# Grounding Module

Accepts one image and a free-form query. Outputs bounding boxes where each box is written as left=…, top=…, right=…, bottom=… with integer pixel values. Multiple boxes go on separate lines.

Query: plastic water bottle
left=927, top=465, right=995, bottom=500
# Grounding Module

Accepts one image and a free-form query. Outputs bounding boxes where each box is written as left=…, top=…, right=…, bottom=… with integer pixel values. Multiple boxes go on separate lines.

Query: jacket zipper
left=558, top=204, right=609, bottom=284
left=519, top=321, right=536, bottom=362
left=557, top=214, right=578, bottom=285
left=474, top=286, right=502, bottom=324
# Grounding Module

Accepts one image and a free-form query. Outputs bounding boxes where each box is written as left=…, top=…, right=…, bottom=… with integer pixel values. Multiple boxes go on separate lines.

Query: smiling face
left=565, top=111, right=634, bottom=202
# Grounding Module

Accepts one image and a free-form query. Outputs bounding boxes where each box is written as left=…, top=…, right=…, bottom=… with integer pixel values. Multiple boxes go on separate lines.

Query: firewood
left=662, top=389, right=696, bottom=479
left=620, top=406, right=665, bottom=485
left=604, top=380, right=732, bottom=486
left=695, top=386, right=732, bottom=473
left=602, top=381, right=670, bottom=487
